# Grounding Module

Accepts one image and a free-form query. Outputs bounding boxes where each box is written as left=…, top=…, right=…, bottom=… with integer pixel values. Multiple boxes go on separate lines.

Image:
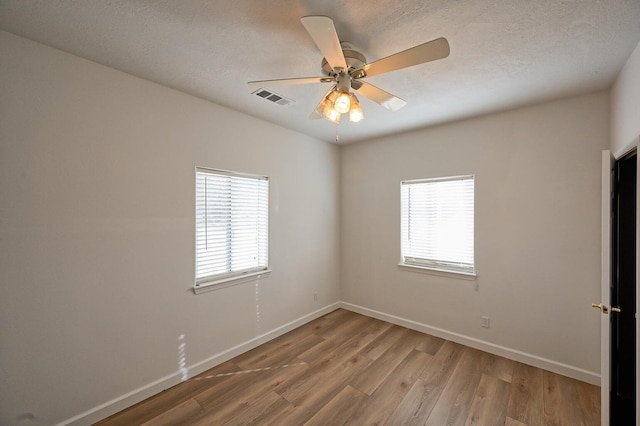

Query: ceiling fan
left=248, top=15, right=450, bottom=124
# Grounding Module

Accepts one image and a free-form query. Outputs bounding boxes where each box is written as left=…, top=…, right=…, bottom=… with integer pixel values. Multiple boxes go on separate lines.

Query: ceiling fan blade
left=354, top=37, right=450, bottom=79
left=353, top=81, right=407, bottom=111
left=300, top=16, right=347, bottom=71
left=248, top=77, right=331, bottom=92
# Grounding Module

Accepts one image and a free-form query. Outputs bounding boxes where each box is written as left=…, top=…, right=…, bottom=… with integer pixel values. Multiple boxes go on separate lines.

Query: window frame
left=194, top=167, right=270, bottom=293
left=399, top=175, right=476, bottom=279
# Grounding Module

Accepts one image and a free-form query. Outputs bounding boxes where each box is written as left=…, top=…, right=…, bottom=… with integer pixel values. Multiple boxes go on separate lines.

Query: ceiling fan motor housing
left=321, top=49, right=366, bottom=77
left=336, top=70, right=351, bottom=92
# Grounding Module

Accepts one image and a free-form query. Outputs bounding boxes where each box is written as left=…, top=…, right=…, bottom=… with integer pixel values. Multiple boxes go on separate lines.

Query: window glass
left=195, top=168, right=269, bottom=287
left=401, top=175, right=474, bottom=274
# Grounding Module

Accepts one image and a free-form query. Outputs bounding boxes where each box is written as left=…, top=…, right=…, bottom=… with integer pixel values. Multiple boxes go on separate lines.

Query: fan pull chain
left=335, top=121, right=339, bottom=143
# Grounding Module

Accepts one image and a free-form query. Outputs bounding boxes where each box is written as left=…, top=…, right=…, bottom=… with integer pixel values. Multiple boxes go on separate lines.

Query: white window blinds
left=401, top=175, right=474, bottom=274
left=195, top=168, right=269, bottom=286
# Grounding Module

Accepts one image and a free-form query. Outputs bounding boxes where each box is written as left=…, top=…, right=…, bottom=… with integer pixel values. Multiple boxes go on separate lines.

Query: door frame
left=602, top=144, right=640, bottom=425
left=601, top=150, right=613, bottom=425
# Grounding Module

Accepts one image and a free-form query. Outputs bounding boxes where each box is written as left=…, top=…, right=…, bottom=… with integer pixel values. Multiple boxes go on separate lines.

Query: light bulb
left=349, top=94, right=363, bottom=123
left=322, top=97, right=341, bottom=123
left=333, top=91, right=351, bottom=114
left=325, top=107, right=341, bottom=123
left=321, top=98, right=336, bottom=121
left=349, top=101, right=363, bottom=123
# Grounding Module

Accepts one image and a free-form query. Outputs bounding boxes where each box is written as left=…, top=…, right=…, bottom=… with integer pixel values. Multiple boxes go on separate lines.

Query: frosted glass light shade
left=334, top=91, right=351, bottom=114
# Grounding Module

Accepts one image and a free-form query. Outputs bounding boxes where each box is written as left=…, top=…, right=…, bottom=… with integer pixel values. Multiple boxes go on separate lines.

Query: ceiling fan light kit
left=316, top=87, right=363, bottom=123
left=248, top=15, right=450, bottom=128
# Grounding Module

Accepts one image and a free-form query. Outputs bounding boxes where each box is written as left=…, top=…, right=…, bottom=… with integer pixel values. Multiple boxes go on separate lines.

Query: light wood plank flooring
left=95, top=309, right=600, bottom=425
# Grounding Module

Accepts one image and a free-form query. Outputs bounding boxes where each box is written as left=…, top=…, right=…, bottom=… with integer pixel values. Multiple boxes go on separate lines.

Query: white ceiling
left=1, top=1, right=639, bottom=144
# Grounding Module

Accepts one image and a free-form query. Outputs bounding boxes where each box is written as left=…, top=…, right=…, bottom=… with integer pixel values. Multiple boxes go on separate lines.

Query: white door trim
left=601, top=150, right=613, bottom=426
left=636, top=141, right=639, bottom=423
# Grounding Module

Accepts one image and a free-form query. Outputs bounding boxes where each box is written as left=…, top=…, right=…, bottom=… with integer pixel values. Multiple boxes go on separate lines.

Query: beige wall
left=0, top=31, right=341, bottom=425
left=611, top=40, right=640, bottom=157
left=341, top=91, right=609, bottom=379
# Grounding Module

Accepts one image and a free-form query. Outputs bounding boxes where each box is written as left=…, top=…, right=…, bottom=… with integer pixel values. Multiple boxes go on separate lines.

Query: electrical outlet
left=481, top=316, right=490, bottom=328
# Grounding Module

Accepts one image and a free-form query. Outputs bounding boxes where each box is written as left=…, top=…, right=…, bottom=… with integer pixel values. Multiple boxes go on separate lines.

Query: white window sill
left=398, top=263, right=477, bottom=281
left=193, top=269, right=272, bottom=294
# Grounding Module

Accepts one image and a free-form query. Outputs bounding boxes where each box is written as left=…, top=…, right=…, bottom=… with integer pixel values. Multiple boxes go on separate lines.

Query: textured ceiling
left=1, top=0, right=639, bottom=144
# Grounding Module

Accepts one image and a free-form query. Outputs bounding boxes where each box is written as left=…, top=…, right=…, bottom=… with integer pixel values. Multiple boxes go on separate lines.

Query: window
left=400, top=175, right=475, bottom=275
left=195, top=168, right=269, bottom=289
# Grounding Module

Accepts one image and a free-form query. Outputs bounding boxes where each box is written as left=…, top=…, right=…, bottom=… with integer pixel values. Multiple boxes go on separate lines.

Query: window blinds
left=401, top=176, right=474, bottom=274
left=195, top=168, right=269, bottom=285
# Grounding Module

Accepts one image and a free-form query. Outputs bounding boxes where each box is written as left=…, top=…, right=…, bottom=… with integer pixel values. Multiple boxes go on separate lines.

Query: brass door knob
left=611, top=306, right=621, bottom=313
left=591, top=303, right=609, bottom=314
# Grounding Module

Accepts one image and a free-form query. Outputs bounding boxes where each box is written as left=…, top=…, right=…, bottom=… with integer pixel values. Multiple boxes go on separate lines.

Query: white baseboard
left=57, top=302, right=341, bottom=426
left=339, top=301, right=600, bottom=386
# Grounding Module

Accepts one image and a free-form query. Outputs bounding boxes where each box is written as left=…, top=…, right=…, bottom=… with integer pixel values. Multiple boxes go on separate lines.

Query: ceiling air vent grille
left=252, top=88, right=294, bottom=106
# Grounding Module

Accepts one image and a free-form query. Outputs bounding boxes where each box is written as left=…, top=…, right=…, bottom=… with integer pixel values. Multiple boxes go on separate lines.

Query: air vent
left=252, top=88, right=294, bottom=106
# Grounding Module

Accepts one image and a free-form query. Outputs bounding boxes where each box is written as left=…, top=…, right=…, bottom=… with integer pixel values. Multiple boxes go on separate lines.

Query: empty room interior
left=1, top=1, right=640, bottom=425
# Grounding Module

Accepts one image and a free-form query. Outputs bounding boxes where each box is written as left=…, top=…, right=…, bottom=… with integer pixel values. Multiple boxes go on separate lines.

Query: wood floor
left=95, top=309, right=600, bottom=425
